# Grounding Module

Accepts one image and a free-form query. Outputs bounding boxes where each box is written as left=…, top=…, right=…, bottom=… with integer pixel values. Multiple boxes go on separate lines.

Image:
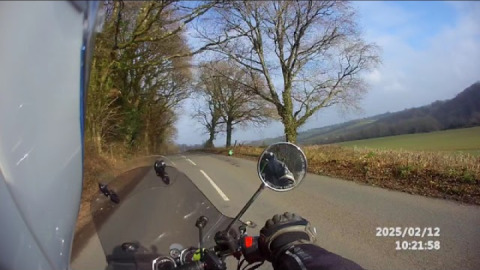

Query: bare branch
left=196, top=1, right=380, bottom=142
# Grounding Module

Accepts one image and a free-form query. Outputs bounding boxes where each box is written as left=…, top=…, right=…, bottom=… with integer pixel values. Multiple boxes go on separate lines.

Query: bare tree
left=196, top=61, right=274, bottom=147
left=192, top=93, right=224, bottom=148
left=197, top=1, right=380, bottom=142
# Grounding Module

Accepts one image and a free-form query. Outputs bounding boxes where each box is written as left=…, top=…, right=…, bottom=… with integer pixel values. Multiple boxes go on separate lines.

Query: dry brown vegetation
left=75, top=146, right=122, bottom=234
left=201, top=145, right=480, bottom=205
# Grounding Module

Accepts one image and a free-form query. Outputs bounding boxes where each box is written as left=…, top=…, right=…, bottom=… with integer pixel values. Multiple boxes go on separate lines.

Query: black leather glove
left=259, top=212, right=316, bottom=263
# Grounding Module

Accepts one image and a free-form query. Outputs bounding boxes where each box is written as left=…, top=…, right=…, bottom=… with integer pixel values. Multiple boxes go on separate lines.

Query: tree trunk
left=92, top=124, right=103, bottom=154
left=94, top=134, right=102, bottom=154
left=205, top=132, right=215, bottom=148
left=226, top=119, right=233, bottom=147
left=205, top=125, right=216, bottom=148
left=283, top=116, right=297, bottom=143
left=144, top=119, right=150, bottom=154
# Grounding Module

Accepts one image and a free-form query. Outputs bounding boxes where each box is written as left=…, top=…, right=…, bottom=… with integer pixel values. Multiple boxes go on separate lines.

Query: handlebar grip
left=176, top=261, right=203, bottom=270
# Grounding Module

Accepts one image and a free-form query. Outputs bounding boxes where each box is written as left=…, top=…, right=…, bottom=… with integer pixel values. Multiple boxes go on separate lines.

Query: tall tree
left=192, top=92, right=224, bottom=148
left=198, top=1, right=380, bottom=142
left=196, top=61, right=273, bottom=147
left=87, top=1, right=215, bottom=154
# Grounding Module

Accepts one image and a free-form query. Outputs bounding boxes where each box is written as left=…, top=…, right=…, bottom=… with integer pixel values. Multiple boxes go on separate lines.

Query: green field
left=338, top=126, right=480, bottom=155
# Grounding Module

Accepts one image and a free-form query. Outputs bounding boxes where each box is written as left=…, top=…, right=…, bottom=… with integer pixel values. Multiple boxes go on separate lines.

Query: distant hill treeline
left=253, top=82, right=480, bottom=145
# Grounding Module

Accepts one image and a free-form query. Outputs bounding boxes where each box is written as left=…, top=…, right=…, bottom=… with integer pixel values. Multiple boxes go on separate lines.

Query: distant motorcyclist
left=260, top=152, right=295, bottom=188
left=260, top=212, right=365, bottom=270
left=154, top=159, right=170, bottom=184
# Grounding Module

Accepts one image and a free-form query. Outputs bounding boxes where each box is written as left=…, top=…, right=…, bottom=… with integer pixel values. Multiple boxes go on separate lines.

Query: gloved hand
left=259, top=212, right=316, bottom=263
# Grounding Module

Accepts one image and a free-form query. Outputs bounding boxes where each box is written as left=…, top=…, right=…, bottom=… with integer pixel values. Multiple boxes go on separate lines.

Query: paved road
left=72, top=152, right=480, bottom=270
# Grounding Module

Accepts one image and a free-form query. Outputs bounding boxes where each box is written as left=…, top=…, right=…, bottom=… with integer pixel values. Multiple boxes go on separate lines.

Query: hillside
left=252, top=82, right=480, bottom=145
left=339, top=126, right=480, bottom=155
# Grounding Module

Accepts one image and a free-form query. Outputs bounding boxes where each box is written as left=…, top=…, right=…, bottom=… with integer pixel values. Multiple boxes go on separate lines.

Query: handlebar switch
left=240, top=236, right=263, bottom=264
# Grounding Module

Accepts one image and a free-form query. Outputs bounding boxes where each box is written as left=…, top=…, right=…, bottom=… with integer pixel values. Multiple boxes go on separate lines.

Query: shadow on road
left=71, top=166, right=151, bottom=262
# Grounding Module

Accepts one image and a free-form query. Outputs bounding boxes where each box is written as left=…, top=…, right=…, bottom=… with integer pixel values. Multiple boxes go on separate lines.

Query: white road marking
left=170, top=161, right=176, bottom=166
left=187, top=158, right=197, bottom=166
left=181, top=155, right=186, bottom=159
left=200, top=170, right=230, bottom=201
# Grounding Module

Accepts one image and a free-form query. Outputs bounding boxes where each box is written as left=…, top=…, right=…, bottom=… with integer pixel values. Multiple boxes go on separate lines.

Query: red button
left=245, top=236, right=253, bottom=248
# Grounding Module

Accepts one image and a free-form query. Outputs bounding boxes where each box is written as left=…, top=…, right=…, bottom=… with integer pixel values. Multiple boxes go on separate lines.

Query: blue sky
left=175, top=1, right=480, bottom=145
left=355, top=1, right=458, bottom=49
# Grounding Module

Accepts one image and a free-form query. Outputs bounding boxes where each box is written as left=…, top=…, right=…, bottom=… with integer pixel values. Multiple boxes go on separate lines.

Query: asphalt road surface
left=72, top=152, right=480, bottom=270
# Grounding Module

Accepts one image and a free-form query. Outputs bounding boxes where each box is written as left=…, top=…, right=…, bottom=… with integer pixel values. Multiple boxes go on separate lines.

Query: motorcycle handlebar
left=174, top=235, right=264, bottom=270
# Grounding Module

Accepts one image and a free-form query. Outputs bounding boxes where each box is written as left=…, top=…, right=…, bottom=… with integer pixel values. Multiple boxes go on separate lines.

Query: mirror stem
left=225, top=183, right=266, bottom=232
left=196, top=216, right=208, bottom=258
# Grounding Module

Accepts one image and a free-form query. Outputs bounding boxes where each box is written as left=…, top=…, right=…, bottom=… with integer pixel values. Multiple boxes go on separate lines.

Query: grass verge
left=199, top=145, right=480, bottom=205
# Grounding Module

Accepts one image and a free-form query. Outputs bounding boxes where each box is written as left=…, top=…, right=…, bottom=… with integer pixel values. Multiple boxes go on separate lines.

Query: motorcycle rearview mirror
left=257, top=142, right=307, bottom=191
left=224, top=142, right=307, bottom=233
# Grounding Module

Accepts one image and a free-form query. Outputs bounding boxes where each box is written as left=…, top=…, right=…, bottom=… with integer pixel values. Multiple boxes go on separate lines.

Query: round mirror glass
left=257, top=142, right=308, bottom=191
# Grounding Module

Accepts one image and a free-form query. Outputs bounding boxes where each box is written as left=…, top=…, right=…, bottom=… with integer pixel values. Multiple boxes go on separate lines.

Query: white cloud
left=350, top=1, right=480, bottom=118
